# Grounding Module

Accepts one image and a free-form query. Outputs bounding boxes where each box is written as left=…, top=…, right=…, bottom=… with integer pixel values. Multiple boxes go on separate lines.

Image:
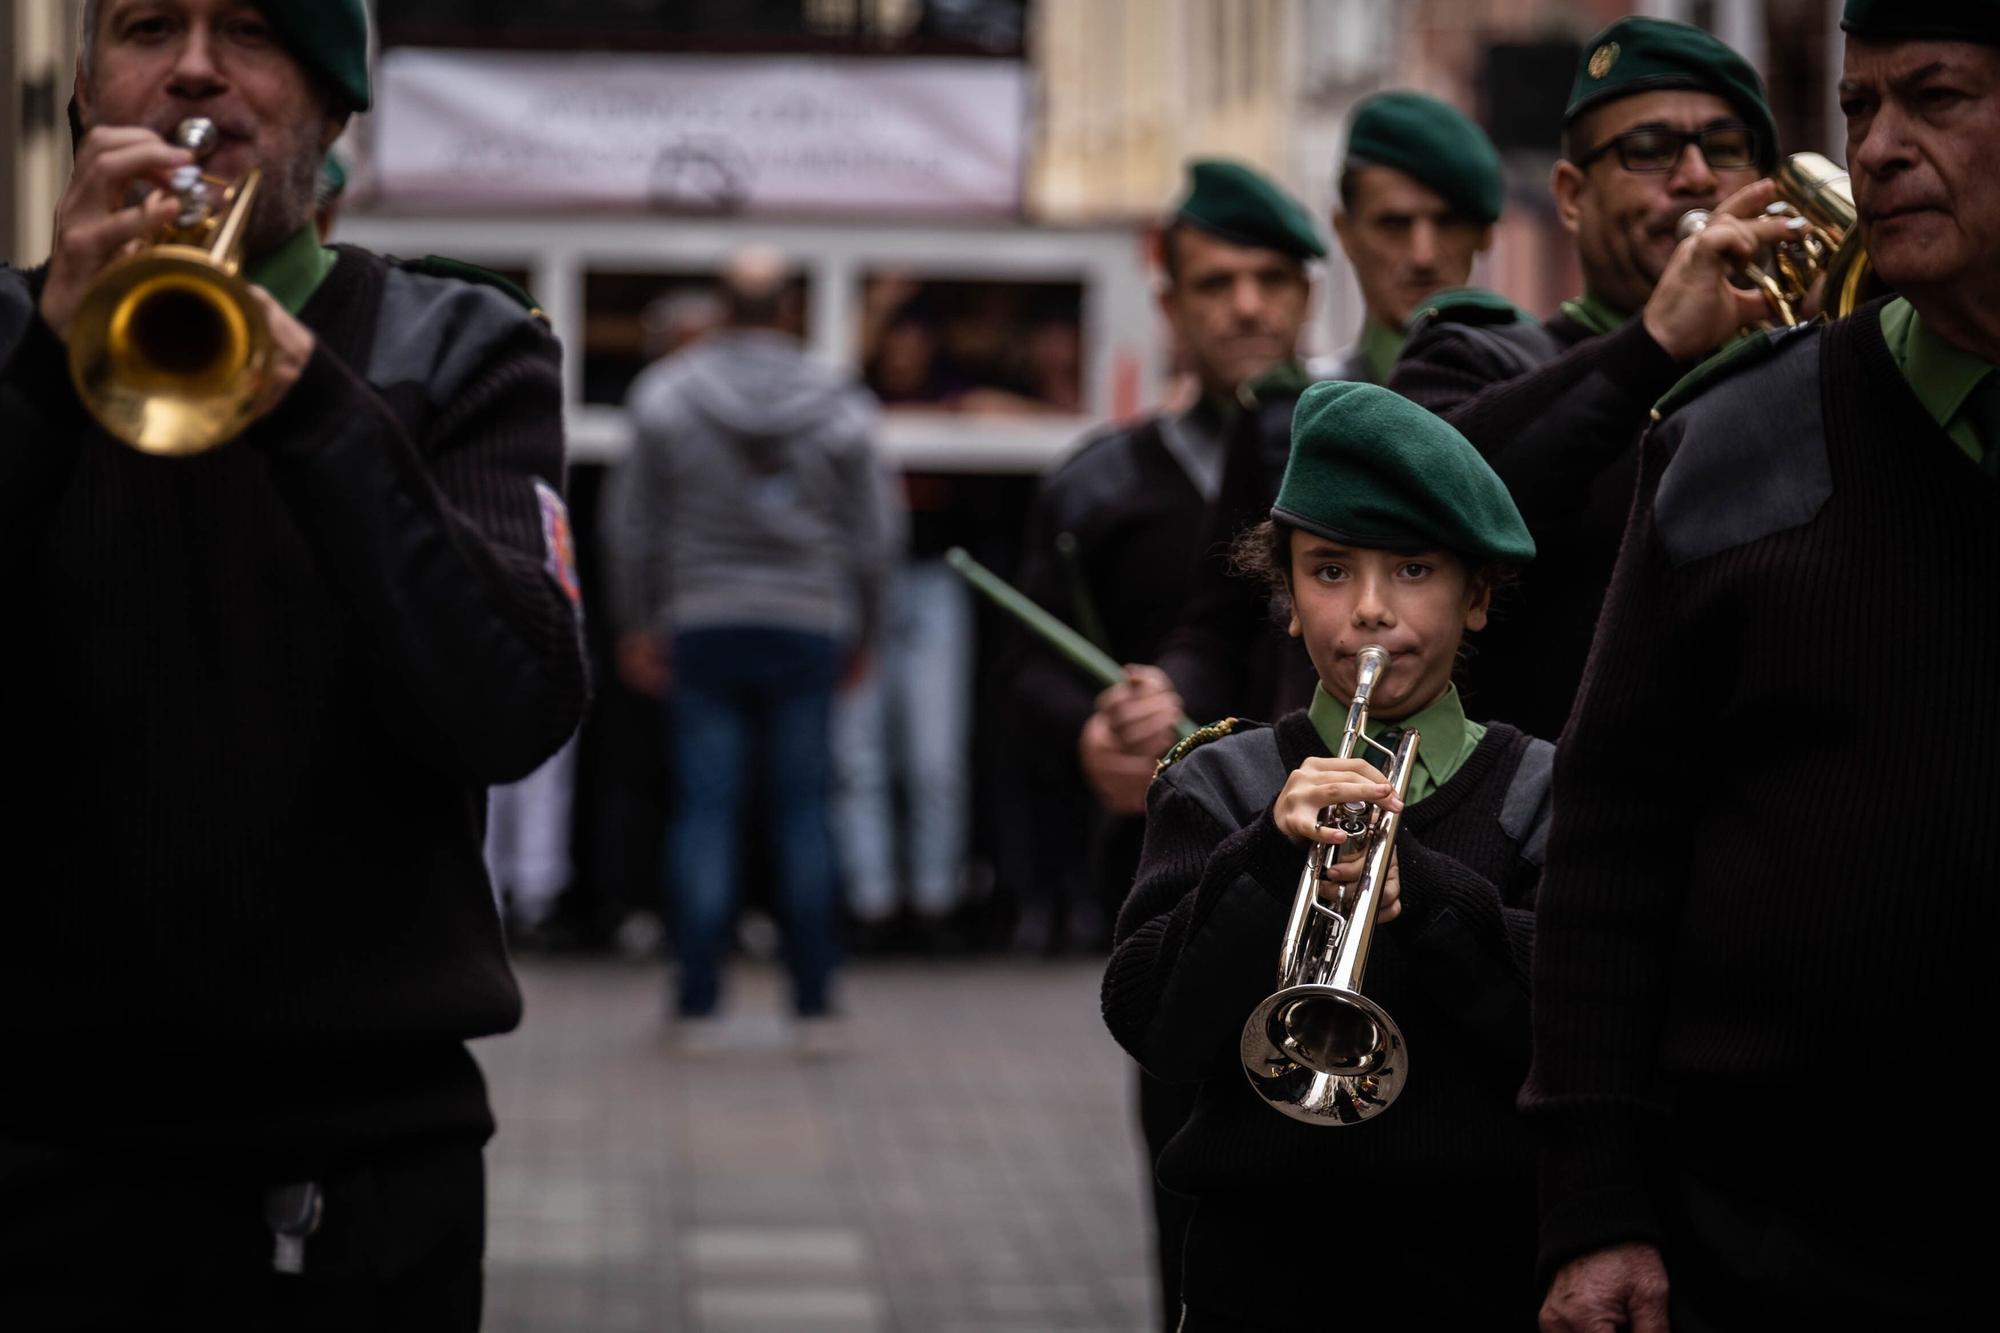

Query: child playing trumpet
left=1102, top=381, right=1550, bottom=1330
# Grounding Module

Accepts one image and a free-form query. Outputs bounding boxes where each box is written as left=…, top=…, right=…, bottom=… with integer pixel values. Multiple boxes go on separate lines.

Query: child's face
left=1286, top=531, right=1491, bottom=721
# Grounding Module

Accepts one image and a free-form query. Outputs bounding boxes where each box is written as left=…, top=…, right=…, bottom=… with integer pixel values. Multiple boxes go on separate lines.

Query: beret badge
left=1588, top=42, right=1620, bottom=79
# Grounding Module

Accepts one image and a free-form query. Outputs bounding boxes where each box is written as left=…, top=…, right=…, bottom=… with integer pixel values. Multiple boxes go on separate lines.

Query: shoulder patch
left=1156, top=716, right=1249, bottom=775
left=395, top=255, right=547, bottom=324
left=1499, top=737, right=1556, bottom=867
left=1653, top=322, right=1828, bottom=567
left=534, top=480, right=582, bottom=608
left=1652, top=322, right=1814, bottom=421
left=1405, top=285, right=1535, bottom=341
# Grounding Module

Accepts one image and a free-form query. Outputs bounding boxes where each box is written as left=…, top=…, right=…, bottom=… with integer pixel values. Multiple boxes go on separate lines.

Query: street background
left=479, top=957, right=1150, bottom=1333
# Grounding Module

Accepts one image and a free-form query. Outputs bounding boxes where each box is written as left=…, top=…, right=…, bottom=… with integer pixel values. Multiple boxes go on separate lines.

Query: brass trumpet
left=1239, top=644, right=1415, bottom=1126
left=67, top=117, right=271, bottom=456
left=1678, top=151, right=1879, bottom=329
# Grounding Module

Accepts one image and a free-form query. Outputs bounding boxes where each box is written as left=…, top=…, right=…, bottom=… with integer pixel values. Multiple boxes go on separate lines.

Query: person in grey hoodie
left=603, top=246, right=899, bottom=1027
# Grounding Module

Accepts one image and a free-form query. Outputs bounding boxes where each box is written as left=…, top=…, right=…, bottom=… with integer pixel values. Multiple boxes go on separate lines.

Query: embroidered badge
left=535, top=480, right=581, bottom=607
left=1588, top=42, right=1620, bottom=79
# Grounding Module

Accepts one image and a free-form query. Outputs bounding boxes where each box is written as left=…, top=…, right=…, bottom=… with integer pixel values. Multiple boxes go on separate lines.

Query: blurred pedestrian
left=1008, top=157, right=1322, bottom=1331
left=485, top=734, right=580, bottom=948
left=1390, top=17, right=1785, bottom=739
left=0, top=2, right=586, bottom=1328
left=603, top=245, right=898, bottom=1036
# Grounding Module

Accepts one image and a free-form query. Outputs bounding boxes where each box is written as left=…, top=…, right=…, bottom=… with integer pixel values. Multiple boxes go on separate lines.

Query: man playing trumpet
left=1391, top=17, right=1794, bottom=742
left=0, top=3, right=586, bottom=1328
left=1527, top=3, right=2000, bottom=1328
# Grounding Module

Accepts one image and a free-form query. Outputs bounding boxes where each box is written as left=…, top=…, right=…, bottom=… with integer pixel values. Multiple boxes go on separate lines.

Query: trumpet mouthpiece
left=1678, top=209, right=1713, bottom=240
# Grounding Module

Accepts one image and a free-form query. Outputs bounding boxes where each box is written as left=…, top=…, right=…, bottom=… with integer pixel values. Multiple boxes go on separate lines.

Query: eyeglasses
left=1575, top=123, right=1760, bottom=173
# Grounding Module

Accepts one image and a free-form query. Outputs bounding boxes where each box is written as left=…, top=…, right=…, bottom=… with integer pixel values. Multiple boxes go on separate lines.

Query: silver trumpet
left=1239, top=644, right=1417, bottom=1126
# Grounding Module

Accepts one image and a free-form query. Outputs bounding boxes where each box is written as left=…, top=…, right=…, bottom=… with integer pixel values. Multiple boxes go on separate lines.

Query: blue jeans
left=665, top=627, right=841, bottom=1017
left=831, top=561, right=974, bottom=921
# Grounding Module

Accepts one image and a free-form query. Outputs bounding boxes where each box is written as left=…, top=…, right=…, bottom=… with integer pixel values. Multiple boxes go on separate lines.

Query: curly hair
left=1227, top=517, right=1518, bottom=627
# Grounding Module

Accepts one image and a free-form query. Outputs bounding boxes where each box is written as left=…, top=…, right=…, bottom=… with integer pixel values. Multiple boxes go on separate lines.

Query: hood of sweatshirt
left=671, top=328, right=863, bottom=441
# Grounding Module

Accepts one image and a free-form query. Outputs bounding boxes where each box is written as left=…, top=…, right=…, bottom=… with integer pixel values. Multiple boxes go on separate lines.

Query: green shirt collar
left=1305, top=680, right=1485, bottom=805
left=1559, top=291, right=1631, bottom=338
left=1880, top=296, right=1993, bottom=464
left=1360, top=317, right=1406, bottom=383
left=1238, top=356, right=1313, bottom=405
left=245, top=226, right=336, bottom=316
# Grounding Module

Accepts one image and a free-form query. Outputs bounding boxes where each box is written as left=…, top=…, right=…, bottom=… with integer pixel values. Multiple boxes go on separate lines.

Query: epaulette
left=1405, top=285, right=1535, bottom=341
left=1650, top=321, right=1816, bottom=422
left=1156, top=716, right=1248, bottom=775
left=396, top=255, right=548, bottom=325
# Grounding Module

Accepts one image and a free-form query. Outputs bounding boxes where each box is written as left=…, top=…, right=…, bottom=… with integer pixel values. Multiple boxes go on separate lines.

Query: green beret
left=259, top=0, right=372, bottom=112
left=1566, top=18, right=1776, bottom=172
left=1173, top=159, right=1328, bottom=261
left=317, top=153, right=348, bottom=204
left=1843, top=0, right=2000, bottom=44
left=1345, top=91, right=1504, bottom=226
left=1273, top=381, right=1534, bottom=565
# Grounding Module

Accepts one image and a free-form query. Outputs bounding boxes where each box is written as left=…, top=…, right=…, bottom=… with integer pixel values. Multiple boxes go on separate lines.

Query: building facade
left=3, top=0, right=81, bottom=268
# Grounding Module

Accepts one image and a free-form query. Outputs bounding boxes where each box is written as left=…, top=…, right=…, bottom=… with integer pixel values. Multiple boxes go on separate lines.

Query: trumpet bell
left=67, top=244, right=271, bottom=456
left=1241, top=983, right=1407, bottom=1126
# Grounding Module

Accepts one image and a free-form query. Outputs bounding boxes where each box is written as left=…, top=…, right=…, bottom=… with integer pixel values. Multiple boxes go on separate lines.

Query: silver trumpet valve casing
left=1239, top=644, right=1418, bottom=1126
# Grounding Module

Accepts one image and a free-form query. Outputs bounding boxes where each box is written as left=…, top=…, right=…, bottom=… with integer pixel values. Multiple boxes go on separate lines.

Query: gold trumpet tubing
left=205, top=170, right=260, bottom=272
left=1743, top=260, right=1799, bottom=327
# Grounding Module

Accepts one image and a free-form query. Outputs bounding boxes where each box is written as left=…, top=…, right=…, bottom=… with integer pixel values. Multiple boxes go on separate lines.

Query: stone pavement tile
left=685, top=1225, right=872, bottom=1278
left=476, top=956, right=1154, bottom=1333
left=693, top=1283, right=886, bottom=1330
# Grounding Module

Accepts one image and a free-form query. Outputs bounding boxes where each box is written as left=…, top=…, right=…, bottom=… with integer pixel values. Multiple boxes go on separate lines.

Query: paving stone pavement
left=475, top=956, right=1157, bottom=1333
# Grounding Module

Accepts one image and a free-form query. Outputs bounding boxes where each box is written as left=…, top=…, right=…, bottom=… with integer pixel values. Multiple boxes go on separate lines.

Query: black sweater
left=1103, top=711, right=1551, bottom=1324
left=1008, top=416, right=1205, bottom=758
left=1389, top=313, right=1692, bottom=740
left=1519, top=303, right=2000, bottom=1281
left=0, top=249, right=587, bottom=1171
left=1154, top=392, right=1320, bottom=726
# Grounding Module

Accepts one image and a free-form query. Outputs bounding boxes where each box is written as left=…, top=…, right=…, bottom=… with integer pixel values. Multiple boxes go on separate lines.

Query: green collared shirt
left=1240, top=356, right=1315, bottom=404
left=1306, top=681, right=1486, bottom=805
left=1879, top=297, right=1991, bottom=466
left=1359, top=317, right=1406, bottom=383
left=245, top=225, right=336, bottom=316
left=1559, top=291, right=1630, bottom=338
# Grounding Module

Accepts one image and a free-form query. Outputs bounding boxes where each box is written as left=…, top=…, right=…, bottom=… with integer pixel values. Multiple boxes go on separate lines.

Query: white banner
left=373, top=49, right=1027, bottom=216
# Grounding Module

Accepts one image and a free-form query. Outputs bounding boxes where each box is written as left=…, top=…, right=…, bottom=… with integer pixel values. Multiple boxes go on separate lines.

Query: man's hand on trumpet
left=1642, top=177, right=1803, bottom=360
left=38, top=127, right=193, bottom=338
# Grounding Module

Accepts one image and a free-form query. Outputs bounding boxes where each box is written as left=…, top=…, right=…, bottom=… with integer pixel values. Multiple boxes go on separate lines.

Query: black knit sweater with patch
left=1519, top=302, right=2000, bottom=1284
left=0, top=249, right=587, bottom=1173
left=1102, top=710, right=1550, bottom=1325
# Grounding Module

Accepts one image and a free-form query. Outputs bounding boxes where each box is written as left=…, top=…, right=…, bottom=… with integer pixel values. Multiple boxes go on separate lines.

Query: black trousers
left=0, top=1135, right=486, bottom=1333
left=1176, top=1192, right=1539, bottom=1332
left=1137, top=1071, right=1199, bottom=1333
left=1663, top=1155, right=1981, bottom=1332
